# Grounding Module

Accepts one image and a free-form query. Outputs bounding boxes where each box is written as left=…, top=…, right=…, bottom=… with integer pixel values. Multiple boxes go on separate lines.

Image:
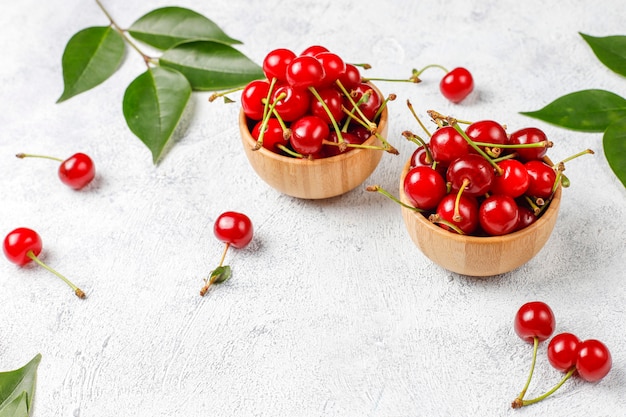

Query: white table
left=1, top=0, right=625, bottom=415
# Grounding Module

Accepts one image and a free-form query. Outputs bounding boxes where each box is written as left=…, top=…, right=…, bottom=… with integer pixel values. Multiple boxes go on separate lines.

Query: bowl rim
left=399, top=158, right=562, bottom=245
left=238, top=82, right=388, bottom=166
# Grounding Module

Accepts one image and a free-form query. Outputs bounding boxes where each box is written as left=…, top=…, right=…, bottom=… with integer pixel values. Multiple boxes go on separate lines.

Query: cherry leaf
left=580, top=33, right=626, bottom=77
left=128, top=7, right=241, bottom=50
left=210, top=265, right=232, bottom=284
left=0, top=354, right=41, bottom=416
left=159, top=41, right=264, bottom=91
left=520, top=89, right=626, bottom=132
left=123, top=67, right=192, bottom=164
left=603, top=117, right=626, bottom=188
left=57, top=26, right=125, bottom=103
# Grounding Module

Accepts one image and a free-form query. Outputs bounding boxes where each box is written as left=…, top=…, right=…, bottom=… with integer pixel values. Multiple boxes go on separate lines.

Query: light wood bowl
left=239, top=84, right=388, bottom=199
left=399, top=159, right=562, bottom=276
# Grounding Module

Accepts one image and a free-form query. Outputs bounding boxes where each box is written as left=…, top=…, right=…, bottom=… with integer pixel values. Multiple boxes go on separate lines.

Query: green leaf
left=580, top=32, right=626, bottom=77
left=210, top=265, right=232, bottom=284
left=603, top=117, right=626, bottom=187
left=128, top=7, right=241, bottom=50
left=123, top=67, right=192, bottom=163
left=0, top=354, right=41, bottom=416
left=57, top=26, right=125, bottom=103
left=159, top=41, right=264, bottom=91
left=0, top=392, right=28, bottom=417
left=520, top=89, right=626, bottom=132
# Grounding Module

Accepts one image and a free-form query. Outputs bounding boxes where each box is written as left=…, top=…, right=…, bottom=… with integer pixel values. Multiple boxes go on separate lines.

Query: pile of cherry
left=240, top=45, right=393, bottom=159
left=402, top=111, right=592, bottom=236
left=511, top=301, right=612, bottom=408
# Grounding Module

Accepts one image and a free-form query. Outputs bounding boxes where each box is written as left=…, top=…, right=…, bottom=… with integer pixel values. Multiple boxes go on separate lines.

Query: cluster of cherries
left=512, top=301, right=612, bottom=408
left=400, top=109, right=591, bottom=236
left=240, top=45, right=395, bottom=159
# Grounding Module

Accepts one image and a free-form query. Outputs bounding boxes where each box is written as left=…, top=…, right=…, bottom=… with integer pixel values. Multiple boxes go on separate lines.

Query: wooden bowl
left=399, top=159, right=562, bottom=276
left=239, top=85, right=388, bottom=199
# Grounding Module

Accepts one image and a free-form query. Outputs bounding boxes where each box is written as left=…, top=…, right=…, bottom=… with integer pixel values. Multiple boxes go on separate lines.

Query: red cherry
left=446, top=154, right=495, bottom=197
left=509, top=128, right=549, bottom=161
left=514, top=301, right=555, bottom=343
left=300, top=45, right=329, bottom=57
left=322, top=131, right=361, bottom=157
left=315, top=52, right=346, bottom=88
left=337, top=63, right=361, bottom=91
left=58, top=153, right=96, bottom=190
left=525, top=160, right=556, bottom=199
left=3, top=227, right=42, bottom=266
left=345, top=83, right=382, bottom=121
left=214, top=211, right=253, bottom=249
left=271, top=84, right=311, bottom=122
left=576, top=339, right=612, bottom=382
left=241, top=80, right=271, bottom=120
left=479, top=194, right=520, bottom=236
left=262, top=48, right=296, bottom=82
left=403, top=166, right=447, bottom=211
left=3, top=227, right=85, bottom=298
left=439, top=67, right=474, bottom=103
left=547, top=332, right=581, bottom=372
left=429, top=126, right=470, bottom=166
left=347, top=125, right=372, bottom=144
left=491, top=159, right=530, bottom=198
left=289, top=115, right=329, bottom=155
left=309, top=87, right=344, bottom=124
left=16, top=152, right=95, bottom=190
left=252, top=118, right=288, bottom=152
left=515, top=205, right=537, bottom=231
left=286, top=55, right=325, bottom=89
left=465, top=120, right=507, bottom=151
left=434, top=193, right=479, bottom=235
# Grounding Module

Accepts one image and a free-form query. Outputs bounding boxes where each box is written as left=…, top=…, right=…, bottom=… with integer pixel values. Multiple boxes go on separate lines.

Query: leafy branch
left=521, top=33, right=626, bottom=188
left=57, top=1, right=264, bottom=164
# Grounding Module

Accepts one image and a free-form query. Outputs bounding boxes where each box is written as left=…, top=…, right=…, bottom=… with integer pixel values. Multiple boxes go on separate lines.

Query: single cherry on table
left=3, top=227, right=86, bottom=298
left=200, top=211, right=254, bottom=296
left=16, top=152, right=96, bottom=190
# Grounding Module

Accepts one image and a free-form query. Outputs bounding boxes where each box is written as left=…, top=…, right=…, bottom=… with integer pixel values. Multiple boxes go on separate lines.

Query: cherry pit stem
left=27, top=250, right=86, bottom=299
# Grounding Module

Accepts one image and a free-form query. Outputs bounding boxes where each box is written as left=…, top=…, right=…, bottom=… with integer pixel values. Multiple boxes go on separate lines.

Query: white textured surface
left=1, top=0, right=625, bottom=416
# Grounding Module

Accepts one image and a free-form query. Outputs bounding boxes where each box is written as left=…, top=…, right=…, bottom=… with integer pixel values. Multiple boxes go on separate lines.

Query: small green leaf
left=520, top=89, right=626, bottom=132
left=128, top=7, right=241, bottom=50
left=603, top=117, right=626, bottom=187
left=57, top=26, right=125, bottom=103
left=0, top=354, right=41, bottom=416
left=123, top=67, right=192, bottom=163
left=160, top=41, right=264, bottom=91
left=210, top=265, right=232, bottom=284
left=580, top=32, right=626, bottom=77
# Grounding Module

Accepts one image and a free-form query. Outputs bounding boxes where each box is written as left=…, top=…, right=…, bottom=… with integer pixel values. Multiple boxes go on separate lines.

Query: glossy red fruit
left=315, top=52, right=346, bottom=88
left=547, top=332, right=581, bottom=372
left=322, top=132, right=361, bottom=157
left=214, top=212, right=253, bottom=249
left=241, top=80, right=271, bottom=120
left=576, top=339, right=612, bottom=382
left=252, top=118, right=288, bottom=152
left=59, top=153, right=95, bottom=190
left=434, top=193, right=479, bottom=235
left=271, top=84, right=311, bottom=122
left=309, top=87, right=344, bottom=124
left=465, top=120, right=507, bottom=150
left=300, top=45, right=329, bottom=57
left=345, top=83, right=382, bottom=121
left=509, top=127, right=549, bottom=161
left=403, top=166, right=447, bottom=211
left=262, top=48, right=296, bottom=82
left=514, top=301, right=556, bottom=343
left=479, top=195, right=520, bottom=236
left=429, top=126, right=470, bottom=166
left=337, top=63, right=361, bottom=91
left=525, top=160, right=557, bottom=199
left=3, top=227, right=42, bottom=266
left=289, top=115, right=329, bottom=155
left=440, top=67, right=474, bottom=103
left=446, top=154, right=495, bottom=197
left=286, top=55, right=325, bottom=89
left=491, top=159, right=530, bottom=198
left=515, top=205, right=537, bottom=231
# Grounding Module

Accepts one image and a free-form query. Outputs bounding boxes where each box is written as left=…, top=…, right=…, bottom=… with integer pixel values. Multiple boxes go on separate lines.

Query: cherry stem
left=448, top=120, right=504, bottom=176
left=366, top=185, right=423, bottom=212
left=253, top=90, right=285, bottom=151
left=373, top=93, right=395, bottom=121
left=472, top=141, right=553, bottom=149
left=199, top=242, right=231, bottom=297
left=428, top=214, right=465, bottom=235
left=335, top=80, right=377, bottom=132
left=341, top=110, right=398, bottom=154
left=308, top=86, right=346, bottom=150
left=513, top=367, right=576, bottom=408
left=453, top=179, right=470, bottom=222
left=406, top=100, right=432, bottom=138
left=26, top=250, right=85, bottom=299
left=16, top=153, right=63, bottom=163
left=514, top=336, right=539, bottom=404
left=412, top=64, right=449, bottom=77
left=208, top=86, right=245, bottom=102
left=276, top=144, right=305, bottom=159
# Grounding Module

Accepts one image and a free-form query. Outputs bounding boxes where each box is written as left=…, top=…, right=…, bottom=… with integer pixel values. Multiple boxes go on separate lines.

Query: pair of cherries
left=512, top=301, right=612, bottom=408
left=4, top=152, right=97, bottom=298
